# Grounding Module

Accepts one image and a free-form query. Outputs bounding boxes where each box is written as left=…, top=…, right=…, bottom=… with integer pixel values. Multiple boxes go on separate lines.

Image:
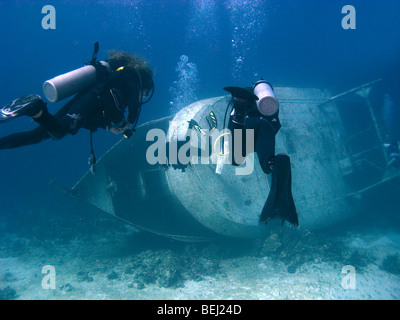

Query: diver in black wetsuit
left=224, top=81, right=298, bottom=227
left=0, top=49, right=154, bottom=151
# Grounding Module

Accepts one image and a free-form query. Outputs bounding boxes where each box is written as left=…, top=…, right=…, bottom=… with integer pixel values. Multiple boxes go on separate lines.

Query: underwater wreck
left=67, top=80, right=400, bottom=241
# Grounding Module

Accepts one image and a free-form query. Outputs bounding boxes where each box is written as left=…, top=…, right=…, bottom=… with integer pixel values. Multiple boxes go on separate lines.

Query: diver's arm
left=104, top=81, right=141, bottom=135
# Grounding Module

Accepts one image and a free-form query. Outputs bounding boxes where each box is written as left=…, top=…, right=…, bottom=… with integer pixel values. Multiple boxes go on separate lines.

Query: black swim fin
left=260, top=153, right=299, bottom=227
left=0, top=94, right=43, bottom=123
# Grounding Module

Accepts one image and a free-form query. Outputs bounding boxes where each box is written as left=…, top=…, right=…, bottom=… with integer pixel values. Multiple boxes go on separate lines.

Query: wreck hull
left=70, top=86, right=399, bottom=240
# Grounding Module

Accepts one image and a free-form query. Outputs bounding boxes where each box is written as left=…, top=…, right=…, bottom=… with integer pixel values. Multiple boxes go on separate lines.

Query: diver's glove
left=106, top=120, right=133, bottom=135
left=123, top=127, right=136, bottom=139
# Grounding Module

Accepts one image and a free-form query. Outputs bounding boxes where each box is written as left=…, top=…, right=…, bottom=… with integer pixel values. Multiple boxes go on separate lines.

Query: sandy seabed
left=1, top=208, right=400, bottom=300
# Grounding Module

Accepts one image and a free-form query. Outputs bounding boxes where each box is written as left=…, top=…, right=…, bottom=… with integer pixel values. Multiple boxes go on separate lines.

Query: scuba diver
left=224, top=81, right=298, bottom=227
left=0, top=42, right=154, bottom=171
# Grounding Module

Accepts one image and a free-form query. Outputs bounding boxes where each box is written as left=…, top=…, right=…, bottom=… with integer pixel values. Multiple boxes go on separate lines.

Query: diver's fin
left=206, top=111, right=217, bottom=131
left=0, top=95, right=43, bottom=123
left=223, top=86, right=259, bottom=102
left=260, top=153, right=299, bottom=227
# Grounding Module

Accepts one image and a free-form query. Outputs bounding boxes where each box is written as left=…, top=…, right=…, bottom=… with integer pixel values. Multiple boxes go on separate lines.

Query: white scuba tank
left=253, top=80, right=279, bottom=116
left=43, top=61, right=111, bottom=103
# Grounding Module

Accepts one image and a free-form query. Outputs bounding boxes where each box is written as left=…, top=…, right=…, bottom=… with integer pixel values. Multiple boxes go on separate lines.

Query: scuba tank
left=253, top=80, right=279, bottom=116
left=42, top=42, right=112, bottom=103
left=43, top=61, right=111, bottom=103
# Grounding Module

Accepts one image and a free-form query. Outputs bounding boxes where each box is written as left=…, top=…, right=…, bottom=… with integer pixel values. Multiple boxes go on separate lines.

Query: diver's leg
left=0, top=127, right=50, bottom=149
left=35, top=90, right=101, bottom=141
left=245, top=115, right=298, bottom=226
left=52, top=91, right=100, bottom=134
left=245, top=116, right=276, bottom=174
left=0, top=92, right=94, bottom=149
left=33, top=104, right=68, bottom=139
left=0, top=95, right=65, bottom=149
left=228, top=115, right=247, bottom=166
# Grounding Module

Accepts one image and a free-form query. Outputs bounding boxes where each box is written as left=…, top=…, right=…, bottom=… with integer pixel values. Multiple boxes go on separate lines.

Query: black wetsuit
left=228, top=102, right=281, bottom=174
left=0, top=70, right=141, bottom=149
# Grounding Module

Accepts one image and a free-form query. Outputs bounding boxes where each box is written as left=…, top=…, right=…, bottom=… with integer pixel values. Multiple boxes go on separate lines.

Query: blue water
left=1, top=0, right=400, bottom=300
left=1, top=0, right=399, bottom=184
